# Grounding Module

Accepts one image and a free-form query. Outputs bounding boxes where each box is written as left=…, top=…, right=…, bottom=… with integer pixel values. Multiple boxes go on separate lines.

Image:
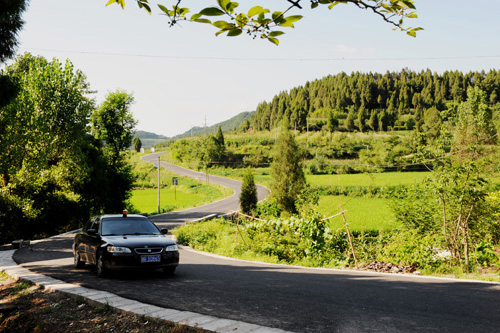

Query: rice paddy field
left=307, top=171, right=431, bottom=187
left=312, top=172, right=429, bottom=231
left=318, top=196, right=396, bottom=232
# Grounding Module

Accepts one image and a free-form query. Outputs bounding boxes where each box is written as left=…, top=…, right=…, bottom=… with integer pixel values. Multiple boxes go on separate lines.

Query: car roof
left=101, top=214, right=149, bottom=219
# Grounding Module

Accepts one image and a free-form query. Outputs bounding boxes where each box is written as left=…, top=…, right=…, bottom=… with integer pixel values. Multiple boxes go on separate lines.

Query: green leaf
left=227, top=2, right=239, bottom=14
left=328, top=3, right=340, bottom=10
left=199, top=7, right=225, bottom=16
left=217, top=0, right=230, bottom=11
left=269, top=31, right=285, bottom=37
left=227, top=29, right=243, bottom=37
left=212, top=20, right=234, bottom=29
left=285, top=15, right=303, bottom=23
left=278, top=15, right=303, bottom=28
left=399, top=0, right=416, bottom=10
left=157, top=4, right=169, bottom=15
left=106, top=0, right=125, bottom=9
left=191, top=13, right=202, bottom=20
left=178, top=7, right=190, bottom=16
left=272, top=11, right=283, bottom=21
left=194, top=18, right=212, bottom=24
left=268, top=37, right=279, bottom=46
left=236, top=13, right=249, bottom=28
left=248, top=6, right=264, bottom=17
left=137, top=1, right=151, bottom=14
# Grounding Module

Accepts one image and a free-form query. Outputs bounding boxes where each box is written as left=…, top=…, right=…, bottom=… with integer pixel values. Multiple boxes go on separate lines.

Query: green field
left=130, top=184, right=230, bottom=214
left=130, top=188, right=204, bottom=214
left=307, top=171, right=431, bottom=187
left=318, top=196, right=396, bottom=231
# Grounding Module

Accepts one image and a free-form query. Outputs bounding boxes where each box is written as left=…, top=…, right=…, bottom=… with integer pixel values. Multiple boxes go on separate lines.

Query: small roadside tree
left=239, top=168, right=258, bottom=214
left=270, top=121, right=306, bottom=215
left=133, top=136, right=142, bottom=152
left=212, top=125, right=226, bottom=164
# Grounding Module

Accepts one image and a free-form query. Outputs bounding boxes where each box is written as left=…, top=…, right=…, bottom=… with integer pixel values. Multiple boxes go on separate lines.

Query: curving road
left=13, top=154, right=500, bottom=332
left=141, top=152, right=269, bottom=229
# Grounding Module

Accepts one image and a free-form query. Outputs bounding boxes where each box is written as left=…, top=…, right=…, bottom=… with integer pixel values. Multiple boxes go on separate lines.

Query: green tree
left=0, top=54, right=94, bottom=187
left=91, top=90, right=137, bottom=165
left=453, top=86, right=496, bottom=160
left=213, top=124, right=226, bottom=163
left=326, top=109, right=338, bottom=132
left=0, top=54, right=101, bottom=243
left=395, top=88, right=500, bottom=270
left=239, top=168, right=258, bottom=214
left=106, top=0, right=421, bottom=45
left=422, top=107, right=442, bottom=140
left=345, top=108, right=356, bottom=131
left=133, top=136, right=142, bottom=152
left=0, top=0, right=27, bottom=111
left=368, top=110, right=378, bottom=131
left=0, top=0, right=28, bottom=63
left=270, top=121, right=306, bottom=214
left=357, top=106, right=367, bottom=132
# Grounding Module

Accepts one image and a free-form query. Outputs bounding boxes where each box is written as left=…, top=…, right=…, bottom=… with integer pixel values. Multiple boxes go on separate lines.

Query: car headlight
left=165, top=244, right=178, bottom=252
left=107, top=246, right=132, bottom=253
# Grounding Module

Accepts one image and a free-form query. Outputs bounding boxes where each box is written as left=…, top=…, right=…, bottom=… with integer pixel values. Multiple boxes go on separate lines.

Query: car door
left=86, top=216, right=102, bottom=265
left=78, top=217, right=101, bottom=264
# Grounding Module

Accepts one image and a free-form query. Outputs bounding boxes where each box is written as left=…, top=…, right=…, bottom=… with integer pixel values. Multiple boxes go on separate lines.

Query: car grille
left=134, top=247, right=163, bottom=254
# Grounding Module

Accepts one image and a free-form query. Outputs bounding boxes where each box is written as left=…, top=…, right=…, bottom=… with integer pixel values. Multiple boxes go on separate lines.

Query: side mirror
left=87, top=229, right=98, bottom=236
left=161, top=228, right=169, bottom=234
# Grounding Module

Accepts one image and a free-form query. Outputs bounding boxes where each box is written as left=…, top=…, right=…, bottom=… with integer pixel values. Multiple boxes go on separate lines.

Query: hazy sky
left=6, top=0, right=500, bottom=137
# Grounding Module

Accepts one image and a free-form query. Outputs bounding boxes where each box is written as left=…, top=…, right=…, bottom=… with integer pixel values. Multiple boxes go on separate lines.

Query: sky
left=6, top=0, right=500, bottom=137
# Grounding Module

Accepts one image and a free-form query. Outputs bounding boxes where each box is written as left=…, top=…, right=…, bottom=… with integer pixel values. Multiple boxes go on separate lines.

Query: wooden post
left=341, top=210, right=358, bottom=267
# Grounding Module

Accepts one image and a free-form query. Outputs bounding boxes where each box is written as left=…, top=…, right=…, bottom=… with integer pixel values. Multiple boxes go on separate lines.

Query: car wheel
left=73, top=249, right=85, bottom=268
left=96, top=252, right=108, bottom=278
left=162, top=266, right=176, bottom=275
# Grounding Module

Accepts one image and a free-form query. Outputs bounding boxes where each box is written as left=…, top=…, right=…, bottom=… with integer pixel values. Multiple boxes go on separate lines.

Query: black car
left=73, top=212, right=179, bottom=277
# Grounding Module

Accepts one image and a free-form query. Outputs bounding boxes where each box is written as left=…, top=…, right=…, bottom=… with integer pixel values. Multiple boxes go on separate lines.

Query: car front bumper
left=103, top=251, right=179, bottom=270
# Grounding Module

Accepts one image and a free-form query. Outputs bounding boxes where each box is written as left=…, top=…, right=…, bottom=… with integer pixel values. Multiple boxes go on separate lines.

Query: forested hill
left=134, top=130, right=170, bottom=148
left=251, top=69, right=500, bottom=132
left=174, top=111, right=255, bottom=139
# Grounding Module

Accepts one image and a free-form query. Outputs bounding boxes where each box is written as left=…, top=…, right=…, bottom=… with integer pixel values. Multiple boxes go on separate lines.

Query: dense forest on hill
left=251, top=69, right=500, bottom=133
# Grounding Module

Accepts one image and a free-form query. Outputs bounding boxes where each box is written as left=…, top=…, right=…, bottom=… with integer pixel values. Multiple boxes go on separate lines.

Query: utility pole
left=157, top=156, right=160, bottom=214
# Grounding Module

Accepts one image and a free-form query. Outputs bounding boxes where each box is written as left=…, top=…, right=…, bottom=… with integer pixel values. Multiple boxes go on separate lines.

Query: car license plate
left=141, top=255, right=161, bottom=263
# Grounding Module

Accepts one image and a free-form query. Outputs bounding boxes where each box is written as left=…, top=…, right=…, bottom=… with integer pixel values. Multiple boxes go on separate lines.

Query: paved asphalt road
left=13, top=154, right=500, bottom=332
left=142, top=152, right=269, bottom=229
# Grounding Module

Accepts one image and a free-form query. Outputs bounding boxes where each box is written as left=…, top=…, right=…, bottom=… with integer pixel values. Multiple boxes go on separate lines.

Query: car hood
left=101, top=235, right=176, bottom=248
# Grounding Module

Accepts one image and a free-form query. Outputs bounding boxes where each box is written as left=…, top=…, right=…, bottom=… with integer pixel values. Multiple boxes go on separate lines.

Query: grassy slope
left=128, top=152, right=232, bottom=214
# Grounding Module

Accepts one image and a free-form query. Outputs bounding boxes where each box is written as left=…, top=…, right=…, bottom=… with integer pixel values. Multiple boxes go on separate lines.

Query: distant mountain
left=174, top=111, right=255, bottom=139
left=134, top=130, right=170, bottom=148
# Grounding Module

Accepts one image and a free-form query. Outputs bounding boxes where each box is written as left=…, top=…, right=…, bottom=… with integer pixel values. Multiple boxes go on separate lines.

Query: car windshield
left=101, top=218, right=162, bottom=236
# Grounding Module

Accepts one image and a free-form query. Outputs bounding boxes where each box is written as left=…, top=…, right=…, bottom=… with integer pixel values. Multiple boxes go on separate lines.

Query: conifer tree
left=270, top=120, right=306, bottom=214
left=239, top=168, right=258, bottom=214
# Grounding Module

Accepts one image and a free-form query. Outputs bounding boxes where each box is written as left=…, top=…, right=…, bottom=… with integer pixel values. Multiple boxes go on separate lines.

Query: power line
left=23, top=47, right=500, bottom=62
